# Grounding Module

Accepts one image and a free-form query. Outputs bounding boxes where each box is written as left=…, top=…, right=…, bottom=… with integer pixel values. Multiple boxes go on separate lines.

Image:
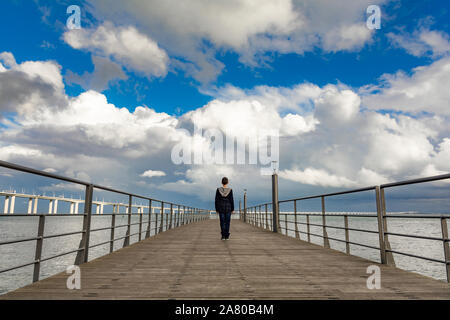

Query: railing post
left=138, top=207, right=143, bottom=241
left=376, top=186, right=387, bottom=264
left=243, top=191, right=247, bottom=223
left=265, top=204, right=268, bottom=230
left=272, top=173, right=279, bottom=233
left=285, top=212, right=288, bottom=235
left=146, top=200, right=152, bottom=238
left=440, top=217, right=450, bottom=283
left=239, top=200, right=242, bottom=221
left=169, top=204, right=173, bottom=229
left=154, top=205, right=158, bottom=234
left=321, top=196, right=330, bottom=248
left=259, top=206, right=262, bottom=228
left=32, top=215, right=45, bottom=282
left=183, top=206, right=186, bottom=225
left=159, top=202, right=164, bottom=233
left=380, top=188, right=395, bottom=266
left=294, top=200, right=299, bottom=239
left=177, top=205, right=181, bottom=227
left=306, top=214, right=311, bottom=243
left=75, top=184, right=93, bottom=265
left=110, top=214, right=116, bottom=253
left=344, top=215, right=350, bottom=254
left=123, top=195, right=132, bottom=247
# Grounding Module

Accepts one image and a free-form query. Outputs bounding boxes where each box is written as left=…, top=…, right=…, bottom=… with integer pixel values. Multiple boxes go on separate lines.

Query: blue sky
left=1, top=0, right=450, bottom=210
left=1, top=0, right=447, bottom=113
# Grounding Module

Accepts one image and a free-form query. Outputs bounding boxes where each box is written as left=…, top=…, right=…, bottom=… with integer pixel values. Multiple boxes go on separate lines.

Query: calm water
left=0, top=213, right=449, bottom=295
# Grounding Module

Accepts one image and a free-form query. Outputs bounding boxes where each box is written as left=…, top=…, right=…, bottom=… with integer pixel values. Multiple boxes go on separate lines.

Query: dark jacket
left=215, top=187, right=234, bottom=213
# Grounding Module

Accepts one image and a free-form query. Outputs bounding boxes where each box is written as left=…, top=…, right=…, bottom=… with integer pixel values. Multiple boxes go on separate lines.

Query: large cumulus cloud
left=1, top=50, right=450, bottom=205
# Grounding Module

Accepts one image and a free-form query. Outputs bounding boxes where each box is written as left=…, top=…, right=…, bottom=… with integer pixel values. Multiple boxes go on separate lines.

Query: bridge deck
left=2, top=219, right=449, bottom=300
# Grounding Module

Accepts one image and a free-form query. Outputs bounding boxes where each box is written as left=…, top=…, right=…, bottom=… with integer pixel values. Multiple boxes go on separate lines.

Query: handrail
left=0, top=160, right=205, bottom=208
left=240, top=172, right=450, bottom=283
left=0, top=160, right=210, bottom=288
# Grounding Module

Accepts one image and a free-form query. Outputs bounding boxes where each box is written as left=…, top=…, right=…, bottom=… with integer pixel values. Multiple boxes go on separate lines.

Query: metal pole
left=243, top=191, right=247, bottom=223
left=169, top=204, right=173, bottom=229
left=154, top=205, right=158, bottom=234
left=110, top=214, right=116, bottom=253
left=344, top=215, right=350, bottom=254
left=376, top=186, right=387, bottom=264
left=440, top=217, right=450, bottom=283
left=75, top=184, right=93, bottom=264
left=284, top=212, right=288, bottom=235
left=259, top=206, right=262, bottom=228
left=294, top=200, right=299, bottom=239
left=306, top=214, right=311, bottom=243
left=272, top=173, right=279, bottom=233
left=146, top=200, right=152, bottom=238
left=32, top=215, right=45, bottom=282
left=239, top=200, right=242, bottom=221
left=159, top=202, right=164, bottom=233
left=321, top=196, right=330, bottom=248
left=381, top=188, right=395, bottom=265
left=138, top=209, right=143, bottom=241
left=123, top=195, right=132, bottom=247
left=265, top=204, right=268, bottom=230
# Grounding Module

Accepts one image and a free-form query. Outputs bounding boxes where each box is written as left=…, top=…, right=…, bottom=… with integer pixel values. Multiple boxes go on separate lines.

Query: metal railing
left=0, top=160, right=209, bottom=284
left=242, top=173, right=450, bottom=283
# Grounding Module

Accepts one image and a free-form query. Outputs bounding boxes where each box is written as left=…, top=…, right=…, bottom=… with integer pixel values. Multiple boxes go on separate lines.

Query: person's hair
left=222, top=177, right=229, bottom=185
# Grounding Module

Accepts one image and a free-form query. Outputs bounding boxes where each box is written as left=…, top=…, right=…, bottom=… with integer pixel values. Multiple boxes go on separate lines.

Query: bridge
left=0, top=160, right=449, bottom=299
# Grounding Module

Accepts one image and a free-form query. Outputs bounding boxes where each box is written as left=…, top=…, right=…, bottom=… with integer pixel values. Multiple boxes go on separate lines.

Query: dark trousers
left=219, top=212, right=231, bottom=238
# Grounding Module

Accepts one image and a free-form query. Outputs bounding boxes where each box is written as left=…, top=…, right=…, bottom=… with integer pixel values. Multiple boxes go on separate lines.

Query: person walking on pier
left=215, top=177, right=234, bottom=240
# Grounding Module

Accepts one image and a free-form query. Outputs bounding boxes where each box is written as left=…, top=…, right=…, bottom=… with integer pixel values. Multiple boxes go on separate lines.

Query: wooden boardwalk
left=2, top=219, right=449, bottom=300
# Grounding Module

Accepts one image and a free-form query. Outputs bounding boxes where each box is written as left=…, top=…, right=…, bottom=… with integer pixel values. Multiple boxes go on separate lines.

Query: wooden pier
left=2, top=219, right=449, bottom=300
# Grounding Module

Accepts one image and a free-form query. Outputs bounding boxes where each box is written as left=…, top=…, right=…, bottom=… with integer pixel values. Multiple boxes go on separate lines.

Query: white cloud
left=84, top=0, right=385, bottom=82
left=183, top=98, right=317, bottom=140
left=87, top=0, right=301, bottom=50
left=2, top=51, right=450, bottom=205
left=362, top=56, right=450, bottom=115
left=279, top=168, right=357, bottom=188
left=0, top=52, right=67, bottom=114
left=315, top=87, right=361, bottom=125
left=322, top=24, right=372, bottom=52
left=388, top=28, right=450, bottom=58
left=65, top=56, right=128, bottom=92
left=63, top=21, right=169, bottom=79
left=141, top=170, right=166, bottom=178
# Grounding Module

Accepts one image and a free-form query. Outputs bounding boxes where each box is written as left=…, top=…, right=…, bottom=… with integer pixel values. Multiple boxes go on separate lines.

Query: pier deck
left=2, top=219, right=449, bottom=300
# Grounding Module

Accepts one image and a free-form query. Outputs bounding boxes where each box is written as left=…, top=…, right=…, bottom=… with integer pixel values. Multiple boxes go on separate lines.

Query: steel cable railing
left=0, top=160, right=209, bottom=284
left=241, top=173, right=450, bottom=283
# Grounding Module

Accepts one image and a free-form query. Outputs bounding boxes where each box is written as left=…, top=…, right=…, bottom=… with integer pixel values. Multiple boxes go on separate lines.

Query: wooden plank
left=1, top=219, right=449, bottom=300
